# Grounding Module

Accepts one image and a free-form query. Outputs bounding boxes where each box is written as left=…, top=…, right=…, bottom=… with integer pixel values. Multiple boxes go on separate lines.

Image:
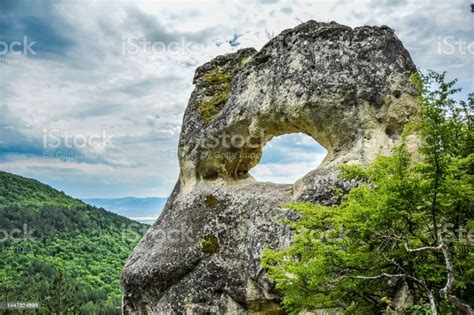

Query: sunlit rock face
left=122, top=20, right=419, bottom=314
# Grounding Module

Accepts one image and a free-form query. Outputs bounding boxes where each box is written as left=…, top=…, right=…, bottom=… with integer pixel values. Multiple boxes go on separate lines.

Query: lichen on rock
left=196, top=67, right=232, bottom=123
left=122, top=20, right=420, bottom=314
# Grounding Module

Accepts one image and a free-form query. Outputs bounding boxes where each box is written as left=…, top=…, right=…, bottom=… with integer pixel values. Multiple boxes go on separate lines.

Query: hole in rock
left=249, top=133, right=327, bottom=184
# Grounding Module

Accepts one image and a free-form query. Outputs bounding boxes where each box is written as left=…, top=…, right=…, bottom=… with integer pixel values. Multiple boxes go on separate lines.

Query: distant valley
left=83, top=197, right=167, bottom=224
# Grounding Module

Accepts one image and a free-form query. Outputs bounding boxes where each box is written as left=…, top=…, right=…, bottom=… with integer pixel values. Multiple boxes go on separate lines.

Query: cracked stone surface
left=122, top=20, right=419, bottom=314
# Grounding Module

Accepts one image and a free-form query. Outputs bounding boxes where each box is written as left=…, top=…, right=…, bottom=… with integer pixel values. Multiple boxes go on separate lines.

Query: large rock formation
left=122, top=21, right=419, bottom=314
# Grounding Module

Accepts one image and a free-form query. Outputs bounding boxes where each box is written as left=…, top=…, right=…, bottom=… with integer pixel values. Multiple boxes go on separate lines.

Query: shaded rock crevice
left=122, top=20, right=419, bottom=314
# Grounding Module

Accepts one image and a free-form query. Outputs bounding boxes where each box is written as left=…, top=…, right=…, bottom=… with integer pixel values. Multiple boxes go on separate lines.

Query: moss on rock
left=200, top=235, right=219, bottom=254
left=204, top=194, right=218, bottom=207
left=196, top=67, right=232, bottom=123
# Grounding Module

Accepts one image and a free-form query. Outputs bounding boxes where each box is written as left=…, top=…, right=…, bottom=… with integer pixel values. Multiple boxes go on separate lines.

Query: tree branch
left=353, top=273, right=406, bottom=280
left=352, top=273, right=437, bottom=315
left=404, top=241, right=442, bottom=253
left=439, top=241, right=454, bottom=298
left=403, top=235, right=457, bottom=314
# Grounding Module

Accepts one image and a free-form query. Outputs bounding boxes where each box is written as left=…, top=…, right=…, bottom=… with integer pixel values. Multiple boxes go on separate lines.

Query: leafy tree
left=45, top=271, right=81, bottom=314
left=262, top=71, right=473, bottom=314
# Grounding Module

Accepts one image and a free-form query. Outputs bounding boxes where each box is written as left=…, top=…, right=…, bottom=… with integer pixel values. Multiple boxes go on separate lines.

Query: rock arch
left=178, top=21, right=418, bottom=191
left=122, top=21, right=420, bottom=314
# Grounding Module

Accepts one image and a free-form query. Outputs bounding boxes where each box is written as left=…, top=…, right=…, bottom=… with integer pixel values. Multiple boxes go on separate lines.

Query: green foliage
left=409, top=71, right=424, bottom=95
left=262, top=71, right=473, bottom=314
left=196, top=67, right=232, bottom=123
left=0, top=171, right=83, bottom=208
left=0, top=171, right=147, bottom=314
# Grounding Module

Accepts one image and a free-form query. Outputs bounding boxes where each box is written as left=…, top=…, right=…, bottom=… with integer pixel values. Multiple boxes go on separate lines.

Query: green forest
left=0, top=171, right=148, bottom=314
left=263, top=72, right=473, bottom=314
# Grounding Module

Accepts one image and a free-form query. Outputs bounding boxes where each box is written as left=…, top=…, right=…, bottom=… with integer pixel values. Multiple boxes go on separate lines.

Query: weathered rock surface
left=122, top=21, right=419, bottom=314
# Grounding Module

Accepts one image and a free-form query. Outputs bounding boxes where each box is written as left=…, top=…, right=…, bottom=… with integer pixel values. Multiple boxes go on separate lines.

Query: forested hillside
left=0, top=171, right=147, bottom=314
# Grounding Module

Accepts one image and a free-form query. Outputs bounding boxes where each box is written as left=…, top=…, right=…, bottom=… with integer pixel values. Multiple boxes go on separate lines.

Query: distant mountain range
left=83, top=197, right=167, bottom=224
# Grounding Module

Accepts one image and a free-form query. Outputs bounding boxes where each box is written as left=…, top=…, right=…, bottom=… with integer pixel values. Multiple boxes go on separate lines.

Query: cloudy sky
left=0, top=0, right=472, bottom=198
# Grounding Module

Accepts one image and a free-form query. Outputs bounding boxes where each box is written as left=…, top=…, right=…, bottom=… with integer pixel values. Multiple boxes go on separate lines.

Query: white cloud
left=0, top=0, right=472, bottom=198
left=250, top=156, right=326, bottom=184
